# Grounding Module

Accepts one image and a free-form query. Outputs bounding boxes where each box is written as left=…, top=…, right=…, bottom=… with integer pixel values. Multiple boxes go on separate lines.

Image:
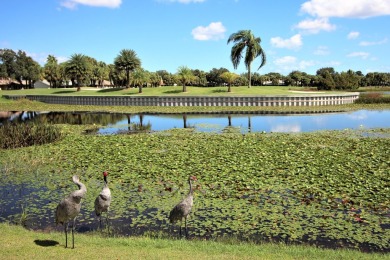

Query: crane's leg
left=179, top=222, right=182, bottom=238
left=184, top=216, right=188, bottom=239
left=64, top=223, right=68, bottom=248
left=72, top=218, right=76, bottom=249
left=105, top=214, right=110, bottom=234
left=99, top=216, right=102, bottom=230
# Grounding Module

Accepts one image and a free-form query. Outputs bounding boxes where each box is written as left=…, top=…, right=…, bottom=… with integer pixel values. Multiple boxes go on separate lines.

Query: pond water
left=1, top=110, right=389, bottom=133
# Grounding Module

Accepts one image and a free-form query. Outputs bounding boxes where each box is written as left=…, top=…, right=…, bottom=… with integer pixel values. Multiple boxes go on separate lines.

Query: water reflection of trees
left=0, top=111, right=125, bottom=126
left=41, top=112, right=125, bottom=125
left=0, top=111, right=37, bottom=125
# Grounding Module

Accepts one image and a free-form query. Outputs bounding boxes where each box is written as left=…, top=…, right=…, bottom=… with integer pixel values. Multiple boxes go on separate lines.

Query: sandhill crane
left=55, top=175, right=87, bottom=248
left=94, top=171, right=111, bottom=230
left=169, top=175, right=197, bottom=238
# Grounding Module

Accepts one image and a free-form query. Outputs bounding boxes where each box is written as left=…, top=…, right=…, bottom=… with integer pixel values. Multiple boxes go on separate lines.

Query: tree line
left=1, top=47, right=389, bottom=91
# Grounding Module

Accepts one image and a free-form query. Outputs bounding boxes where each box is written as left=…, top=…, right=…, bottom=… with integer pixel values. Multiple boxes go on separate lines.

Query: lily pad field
left=0, top=125, right=389, bottom=253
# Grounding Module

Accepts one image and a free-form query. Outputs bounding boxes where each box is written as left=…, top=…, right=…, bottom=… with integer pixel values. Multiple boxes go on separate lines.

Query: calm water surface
left=1, top=110, right=389, bottom=133
left=100, top=110, right=389, bottom=134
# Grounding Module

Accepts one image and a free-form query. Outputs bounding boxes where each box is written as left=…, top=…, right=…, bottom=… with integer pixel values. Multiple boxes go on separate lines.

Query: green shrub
left=0, top=122, right=62, bottom=149
left=355, top=92, right=390, bottom=104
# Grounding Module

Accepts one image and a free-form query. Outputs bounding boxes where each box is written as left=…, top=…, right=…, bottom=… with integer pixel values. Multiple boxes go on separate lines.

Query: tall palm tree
left=177, top=66, right=194, bottom=92
left=227, top=30, right=266, bottom=88
left=114, top=49, right=141, bottom=88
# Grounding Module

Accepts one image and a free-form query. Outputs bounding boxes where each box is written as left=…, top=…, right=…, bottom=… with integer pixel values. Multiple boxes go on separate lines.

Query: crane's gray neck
left=73, top=179, right=87, bottom=199
left=188, top=178, right=194, bottom=195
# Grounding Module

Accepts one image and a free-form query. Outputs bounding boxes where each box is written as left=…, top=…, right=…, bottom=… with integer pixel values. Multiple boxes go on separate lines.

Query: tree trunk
left=228, top=84, right=232, bottom=92
left=138, top=85, right=142, bottom=93
left=183, top=84, right=187, bottom=92
left=126, top=70, right=130, bottom=88
left=248, top=65, right=252, bottom=88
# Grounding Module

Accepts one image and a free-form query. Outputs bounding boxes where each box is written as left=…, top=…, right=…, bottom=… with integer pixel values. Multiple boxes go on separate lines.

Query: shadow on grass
left=34, top=239, right=59, bottom=247
left=212, top=89, right=228, bottom=93
left=52, top=90, right=77, bottom=94
left=163, top=90, right=182, bottom=94
left=97, top=88, right=124, bottom=93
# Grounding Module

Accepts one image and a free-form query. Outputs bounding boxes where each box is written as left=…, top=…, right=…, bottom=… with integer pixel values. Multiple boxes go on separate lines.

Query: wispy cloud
left=314, top=46, right=330, bottom=55
left=270, top=34, right=303, bottom=49
left=300, top=0, right=390, bottom=18
left=347, top=31, right=360, bottom=39
left=359, top=38, right=388, bottom=46
left=271, top=123, right=301, bottom=133
left=192, top=22, right=226, bottom=41
left=273, top=56, right=315, bottom=72
left=61, top=0, right=121, bottom=9
left=295, top=18, right=336, bottom=34
left=158, top=0, right=206, bottom=3
left=347, top=52, right=370, bottom=59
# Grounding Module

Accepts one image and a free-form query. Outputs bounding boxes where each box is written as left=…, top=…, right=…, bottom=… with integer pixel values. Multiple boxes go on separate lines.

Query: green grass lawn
left=1, top=223, right=387, bottom=260
left=1, top=85, right=343, bottom=96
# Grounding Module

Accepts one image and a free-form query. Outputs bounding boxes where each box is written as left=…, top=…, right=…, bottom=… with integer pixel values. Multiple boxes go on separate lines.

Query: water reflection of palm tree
left=139, top=114, right=144, bottom=127
left=182, top=114, right=195, bottom=129
left=248, top=116, right=252, bottom=133
left=127, top=114, right=131, bottom=131
left=183, top=114, right=188, bottom=128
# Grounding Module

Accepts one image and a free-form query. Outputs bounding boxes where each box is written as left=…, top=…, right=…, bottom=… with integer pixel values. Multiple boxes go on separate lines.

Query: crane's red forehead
left=103, top=171, right=108, bottom=176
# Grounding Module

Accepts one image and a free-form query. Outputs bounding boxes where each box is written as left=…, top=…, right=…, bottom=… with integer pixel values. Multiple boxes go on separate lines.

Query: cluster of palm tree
left=2, top=29, right=389, bottom=92
left=1, top=29, right=267, bottom=92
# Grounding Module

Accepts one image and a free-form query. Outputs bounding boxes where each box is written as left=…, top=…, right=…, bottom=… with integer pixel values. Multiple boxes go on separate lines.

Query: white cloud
left=61, top=0, right=121, bottom=9
left=273, top=56, right=315, bottom=72
left=56, top=56, right=70, bottom=63
left=347, top=52, right=370, bottom=59
left=26, top=52, right=69, bottom=65
left=347, top=31, right=360, bottom=39
left=314, top=46, right=329, bottom=55
left=192, top=22, right=226, bottom=41
left=295, top=18, right=336, bottom=34
left=271, top=124, right=301, bottom=133
left=270, top=34, right=303, bottom=49
left=300, top=0, right=390, bottom=18
left=359, top=38, right=388, bottom=46
left=159, top=0, right=206, bottom=3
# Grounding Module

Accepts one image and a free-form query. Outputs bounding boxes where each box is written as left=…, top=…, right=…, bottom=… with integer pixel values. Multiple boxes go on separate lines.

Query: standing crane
left=55, top=175, right=87, bottom=248
left=169, top=175, right=197, bottom=238
left=94, top=171, right=111, bottom=230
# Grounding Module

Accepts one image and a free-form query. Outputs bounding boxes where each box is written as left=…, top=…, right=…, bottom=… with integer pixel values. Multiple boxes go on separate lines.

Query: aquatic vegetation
left=0, top=122, right=62, bottom=149
left=0, top=127, right=389, bottom=252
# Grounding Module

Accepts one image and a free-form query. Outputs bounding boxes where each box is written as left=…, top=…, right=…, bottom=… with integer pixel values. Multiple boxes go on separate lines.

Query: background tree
left=176, top=66, right=194, bottom=92
left=220, top=71, right=239, bottom=92
left=43, top=55, right=61, bottom=88
left=96, top=61, right=109, bottom=87
left=156, top=70, right=175, bottom=86
left=149, top=72, right=162, bottom=87
left=206, top=67, right=229, bottom=86
left=265, top=72, right=283, bottom=85
left=316, top=67, right=336, bottom=90
left=192, top=69, right=207, bottom=87
left=0, top=49, right=17, bottom=81
left=131, top=68, right=149, bottom=93
left=114, top=49, right=141, bottom=88
left=227, top=30, right=266, bottom=88
left=65, top=53, right=89, bottom=90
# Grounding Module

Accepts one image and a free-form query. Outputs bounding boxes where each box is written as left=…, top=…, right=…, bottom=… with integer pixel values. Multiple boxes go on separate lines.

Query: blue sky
left=1, top=0, right=390, bottom=75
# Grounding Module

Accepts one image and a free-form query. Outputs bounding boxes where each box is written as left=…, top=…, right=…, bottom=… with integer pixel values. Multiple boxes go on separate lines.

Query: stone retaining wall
left=4, top=93, right=360, bottom=107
